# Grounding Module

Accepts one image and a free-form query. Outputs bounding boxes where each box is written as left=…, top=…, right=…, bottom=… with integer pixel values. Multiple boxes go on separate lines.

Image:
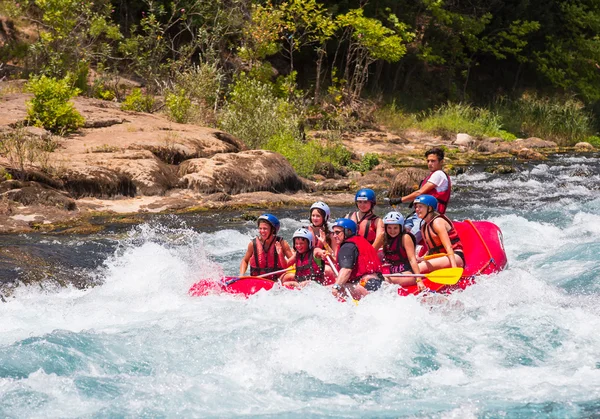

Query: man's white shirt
left=426, top=170, right=449, bottom=192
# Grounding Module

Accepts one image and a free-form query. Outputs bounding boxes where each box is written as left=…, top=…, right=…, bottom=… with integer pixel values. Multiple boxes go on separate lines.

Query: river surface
left=1, top=153, right=600, bottom=418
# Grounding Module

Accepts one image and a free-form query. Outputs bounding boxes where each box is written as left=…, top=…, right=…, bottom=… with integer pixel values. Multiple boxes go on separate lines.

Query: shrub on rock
left=26, top=75, right=85, bottom=134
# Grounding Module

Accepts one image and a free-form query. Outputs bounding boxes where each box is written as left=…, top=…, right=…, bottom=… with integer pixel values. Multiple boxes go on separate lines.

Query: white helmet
left=292, top=227, right=314, bottom=249
left=309, top=201, right=331, bottom=222
left=383, top=211, right=405, bottom=225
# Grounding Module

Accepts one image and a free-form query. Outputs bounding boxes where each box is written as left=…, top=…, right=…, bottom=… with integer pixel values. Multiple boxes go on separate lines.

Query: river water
left=1, top=153, right=600, bottom=418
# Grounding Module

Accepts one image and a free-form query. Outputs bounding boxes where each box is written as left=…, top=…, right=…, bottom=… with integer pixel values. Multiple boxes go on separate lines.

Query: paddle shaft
left=383, top=267, right=464, bottom=285
left=324, top=251, right=359, bottom=304
left=384, top=273, right=431, bottom=278
left=225, top=266, right=293, bottom=286
left=326, top=255, right=339, bottom=276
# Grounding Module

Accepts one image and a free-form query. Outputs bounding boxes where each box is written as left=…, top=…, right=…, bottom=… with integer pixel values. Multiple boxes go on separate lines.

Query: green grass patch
left=495, top=94, right=596, bottom=146
left=375, top=101, right=516, bottom=140
left=265, top=133, right=352, bottom=178
left=586, top=136, right=600, bottom=148
left=418, top=102, right=516, bottom=140
left=374, top=103, right=418, bottom=134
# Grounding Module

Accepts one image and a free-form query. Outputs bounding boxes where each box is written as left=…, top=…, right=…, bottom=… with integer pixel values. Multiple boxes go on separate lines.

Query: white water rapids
left=1, top=154, right=600, bottom=417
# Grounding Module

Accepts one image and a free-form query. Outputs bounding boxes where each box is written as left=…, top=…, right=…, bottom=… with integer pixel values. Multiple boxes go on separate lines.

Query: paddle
left=384, top=267, right=463, bottom=285
left=423, top=253, right=448, bottom=260
left=224, top=266, right=295, bottom=286
left=323, top=247, right=359, bottom=304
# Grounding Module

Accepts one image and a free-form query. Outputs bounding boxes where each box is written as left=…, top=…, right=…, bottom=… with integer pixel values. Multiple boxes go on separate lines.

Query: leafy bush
left=418, top=102, right=516, bottom=140
left=319, top=136, right=353, bottom=169
left=265, top=133, right=353, bottom=177
left=496, top=94, right=595, bottom=146
left=265, top=133, right=319, bottom=177
left=219, top=74, right=301, bottom=148
left=348, top=152, right=380, bottom=173
left=121, top=88, right=156, bottom=113
left=360, top=152, right=380, bottom=171
left=26, top=75, right=85, bottom=134
left=93, top=86, right=116, bottom=101
left=165, top=88, right=192, bottom=123
left=174, top=62, right=223, bottom=110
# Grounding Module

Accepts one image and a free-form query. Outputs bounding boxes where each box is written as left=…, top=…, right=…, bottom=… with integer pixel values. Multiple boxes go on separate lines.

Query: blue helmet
left=257, top=213, right=280, bottom=234
left=355, top=188, right=376, bottom=205
left=332, top=218, right=357, bottom=237
left=383, top=211, right=405, bottom=225
left=414, top=195, right=438, bottom=211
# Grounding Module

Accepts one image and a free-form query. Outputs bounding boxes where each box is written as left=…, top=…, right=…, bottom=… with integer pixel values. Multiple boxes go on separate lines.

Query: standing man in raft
left=387, top=147, right=452, bottom=241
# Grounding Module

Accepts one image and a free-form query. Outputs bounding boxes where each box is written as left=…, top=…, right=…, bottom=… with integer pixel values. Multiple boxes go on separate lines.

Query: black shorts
left=363, top=272, right=385, bottom=291
left=364, top=278, right=383, bottom=291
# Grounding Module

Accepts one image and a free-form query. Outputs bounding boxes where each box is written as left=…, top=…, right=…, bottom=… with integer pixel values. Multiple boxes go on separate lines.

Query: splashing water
left=1, top=154, right=600, bottom=417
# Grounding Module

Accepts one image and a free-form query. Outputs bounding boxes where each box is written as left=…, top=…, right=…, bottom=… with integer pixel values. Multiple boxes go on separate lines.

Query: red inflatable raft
left=189, top=219, right=508, bottom=298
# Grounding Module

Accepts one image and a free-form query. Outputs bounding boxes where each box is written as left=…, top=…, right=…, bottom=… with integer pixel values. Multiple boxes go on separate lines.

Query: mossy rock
left=484, top=165, right=516, bottom=174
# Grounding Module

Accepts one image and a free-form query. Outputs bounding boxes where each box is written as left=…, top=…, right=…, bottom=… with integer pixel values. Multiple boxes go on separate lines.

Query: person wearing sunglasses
left=330, top=218, right=383, bottom=300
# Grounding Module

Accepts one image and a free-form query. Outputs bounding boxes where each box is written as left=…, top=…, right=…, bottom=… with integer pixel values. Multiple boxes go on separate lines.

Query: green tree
left=26, top=0, right=121, bottom=84
left=278, top=0, right=337, bottom=72
left=533, top=0, right=600, bottom=102
left=119, top=0, right=246, bottom=93
left=238, top=3, right=284, bottom=67
left=409, top=0, right=539, bottom=100
left=335, top=9, right=413, bottom=103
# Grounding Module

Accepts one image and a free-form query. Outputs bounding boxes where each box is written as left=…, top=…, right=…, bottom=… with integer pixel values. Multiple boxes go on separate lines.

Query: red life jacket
left=336, top=235, right=382, bottom=282
left=348, top=211, right=379, bottom=244
left=294, top=249, right=325, bottom=283
left=383, top=233, right=416, bottom=273
left=421, top=214, right=463, bottom=255
left=421, top=170, right=451, bottom=214
left=249, top=236, right=282, bottom=278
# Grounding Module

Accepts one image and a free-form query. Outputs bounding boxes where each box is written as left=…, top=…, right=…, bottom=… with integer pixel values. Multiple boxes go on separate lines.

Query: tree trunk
left=314, top=47, right=325, bottom=102
left=512, top=61, right=523, bottom=92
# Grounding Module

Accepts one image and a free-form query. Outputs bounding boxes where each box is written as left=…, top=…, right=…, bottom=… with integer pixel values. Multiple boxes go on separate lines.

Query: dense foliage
left=2, top=0, right=599, bottom=171
left=25, top=75, right=85, bottom=133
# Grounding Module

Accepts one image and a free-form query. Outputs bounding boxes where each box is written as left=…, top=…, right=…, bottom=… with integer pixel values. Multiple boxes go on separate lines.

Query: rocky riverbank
left=0, top=89, right=595, bottom=234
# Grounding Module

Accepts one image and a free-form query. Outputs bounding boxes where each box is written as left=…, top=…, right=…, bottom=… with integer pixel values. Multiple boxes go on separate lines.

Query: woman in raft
left=307, top=201, right=333, bottom=249
left=379, top=211, right=424, bottom=290
left=346, top=188, right=385, bottom=250
left=278, top=227, right=329, bottom=288
left=306, top=201, right=336, bottom=284
left=413, top=194, right=465, bottom=273
left=239, top=213, right=293, bottom=280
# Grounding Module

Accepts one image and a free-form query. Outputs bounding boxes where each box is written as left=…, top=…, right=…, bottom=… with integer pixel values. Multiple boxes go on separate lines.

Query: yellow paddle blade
left=425, top=267, right=464, bottom=285
left=423, top=253, right=448, bottom=261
